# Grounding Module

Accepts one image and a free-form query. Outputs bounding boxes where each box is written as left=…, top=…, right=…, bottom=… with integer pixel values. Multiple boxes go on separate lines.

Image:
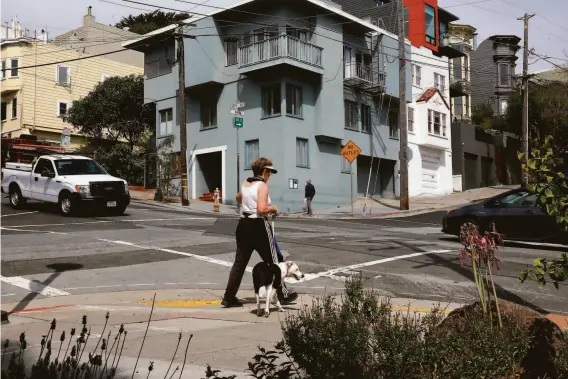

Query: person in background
left=305, top=179, right=316, bottom=216
left=221, top=157, right=298, bottom=308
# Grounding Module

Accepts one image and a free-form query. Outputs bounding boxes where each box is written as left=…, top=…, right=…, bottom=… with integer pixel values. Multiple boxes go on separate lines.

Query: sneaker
left=221, top=298, right=242, bottom=308
left=278, top=291, right=299, bottom=305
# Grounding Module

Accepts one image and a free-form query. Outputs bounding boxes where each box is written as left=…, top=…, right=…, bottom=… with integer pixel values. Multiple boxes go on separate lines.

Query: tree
left=505, top=80, right=568, bottom=151
left=518, top=136, right=568, bottom=288
left=471, top=103, right=495, bottom=129
left=154, top=136, right=178, bottom=202
left=115, top=10, right=190, bottom=35
left=64, top=75, right=154, bottom=150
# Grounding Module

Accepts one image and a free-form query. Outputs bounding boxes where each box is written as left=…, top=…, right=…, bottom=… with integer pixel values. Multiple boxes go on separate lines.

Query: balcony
left=450, top=77, right=471, bottom=97
left=344, top=63, right=386, bottom=94
left=436, top=35, right=466, bottom=59
left=237, top=35, right=323, bottom=75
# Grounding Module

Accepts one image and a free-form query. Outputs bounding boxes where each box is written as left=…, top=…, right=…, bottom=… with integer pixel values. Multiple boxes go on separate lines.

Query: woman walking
left=221, top=157, right=298, bottom=308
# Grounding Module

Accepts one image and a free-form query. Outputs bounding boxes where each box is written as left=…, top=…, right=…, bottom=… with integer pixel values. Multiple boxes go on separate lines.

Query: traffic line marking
left=0, top=275, right=70, bottom=297
left=11, top=304, right=74, bottom=314
left=1, top=211, right=39, bottom=218
left=2, top=217, right=210, bottom=229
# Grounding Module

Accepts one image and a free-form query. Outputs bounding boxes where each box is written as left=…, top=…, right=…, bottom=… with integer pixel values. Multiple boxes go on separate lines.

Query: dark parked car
left=442, top=188, right=567, bottom=243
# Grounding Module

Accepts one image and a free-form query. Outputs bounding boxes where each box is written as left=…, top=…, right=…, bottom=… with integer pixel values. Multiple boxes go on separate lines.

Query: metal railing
left=238, top=35, right=323, bottom=68
left=344, top=62, right=373, bottom=83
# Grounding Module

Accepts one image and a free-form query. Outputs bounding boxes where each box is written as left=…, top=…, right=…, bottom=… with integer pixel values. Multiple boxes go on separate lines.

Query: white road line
left=1, top=211, right=39, bottom=218
left=288, top=249, right=456, bottom=283
left=0, top=226, right=67, bottom=235
left=97, top=238, right=254, bottom=273
left=3, top=217, right=210, bottom=229
left=63, top=284, right=123, bottom=290
left=0, top=275, right=70, bottom=297
left=1, top=293, right=18, bottom=297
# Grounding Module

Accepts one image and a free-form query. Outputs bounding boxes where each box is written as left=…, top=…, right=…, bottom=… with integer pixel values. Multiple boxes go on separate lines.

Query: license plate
left=106, top=201, right=117, bottom=207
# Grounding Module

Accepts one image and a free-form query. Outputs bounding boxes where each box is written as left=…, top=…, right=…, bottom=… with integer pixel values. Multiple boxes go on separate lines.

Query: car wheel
left=9, top=185, right=26, bottom=209
left=109, top=204, right=127, bottom=216
left=59, top=192, right=74, bottom=216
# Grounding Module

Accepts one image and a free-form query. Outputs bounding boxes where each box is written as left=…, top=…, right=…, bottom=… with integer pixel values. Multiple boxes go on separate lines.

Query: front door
left=31, top=158, right=56, bottom=202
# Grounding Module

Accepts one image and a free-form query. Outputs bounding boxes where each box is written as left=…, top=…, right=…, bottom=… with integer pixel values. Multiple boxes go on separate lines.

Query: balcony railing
left=450, top=77, right=471, bottom=97
left=344, top=63, right=386, bottom=93
left=238, top=35, right=323, bottom=69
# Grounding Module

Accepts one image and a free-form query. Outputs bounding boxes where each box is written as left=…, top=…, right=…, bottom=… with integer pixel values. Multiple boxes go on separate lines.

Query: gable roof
left=416, top=88, right=450, bottom=109
left=123, top=0, right=401, bottom=49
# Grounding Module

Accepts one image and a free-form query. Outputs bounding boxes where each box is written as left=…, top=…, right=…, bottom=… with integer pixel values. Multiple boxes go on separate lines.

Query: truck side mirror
left=41, top=169, right=55, bottom=178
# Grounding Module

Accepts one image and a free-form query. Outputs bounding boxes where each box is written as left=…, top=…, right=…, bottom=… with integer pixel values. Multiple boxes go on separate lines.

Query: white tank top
left=241, top=181, right=272, bottom=218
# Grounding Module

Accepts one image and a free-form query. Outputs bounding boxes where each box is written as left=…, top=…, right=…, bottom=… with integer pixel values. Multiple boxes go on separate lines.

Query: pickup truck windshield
left=54, top=159, right=107, bottom=175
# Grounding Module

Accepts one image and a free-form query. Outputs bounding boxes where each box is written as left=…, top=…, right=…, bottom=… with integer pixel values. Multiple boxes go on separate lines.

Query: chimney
left=473, top=33, right=478, bottom=50
left=84, top=6, right=96, bottom=25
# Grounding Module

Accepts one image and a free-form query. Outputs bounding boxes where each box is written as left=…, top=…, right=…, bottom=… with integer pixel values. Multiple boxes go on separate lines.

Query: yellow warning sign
left=340, top=140, right=362, bottom=163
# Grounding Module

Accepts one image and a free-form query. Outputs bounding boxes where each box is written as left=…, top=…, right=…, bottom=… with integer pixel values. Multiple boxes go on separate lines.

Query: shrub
left=246, top=276, right=568, bottom=379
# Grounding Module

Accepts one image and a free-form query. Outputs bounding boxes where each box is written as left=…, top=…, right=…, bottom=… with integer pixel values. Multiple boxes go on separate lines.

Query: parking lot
left=1, top=196, right=567, bottom=315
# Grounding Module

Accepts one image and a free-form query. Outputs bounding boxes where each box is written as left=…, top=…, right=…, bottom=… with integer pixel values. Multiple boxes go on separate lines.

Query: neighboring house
left=55, top=6, right=143, bottom=67
left=333, top=0, right=461, bottom=196
left=1, top=19, right=143, bottom=147
left=531, top=66, right=568, bottom=84
left=125, top=0, right=412, bottom=212
left=448, top=23, right=476, bottom=122
left=471, top=35, right=521, bottom=116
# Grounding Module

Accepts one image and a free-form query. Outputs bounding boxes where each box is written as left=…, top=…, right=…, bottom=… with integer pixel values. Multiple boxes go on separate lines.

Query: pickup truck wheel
left=9, top=186, right=26, bottom=209
left=59, top=193, right=74, bottom=216
left=109, top=204, right=127, bottom=216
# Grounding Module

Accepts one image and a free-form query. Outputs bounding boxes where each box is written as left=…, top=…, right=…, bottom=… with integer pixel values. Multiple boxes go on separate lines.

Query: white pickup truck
left=1, top=155, right=130, bottom=216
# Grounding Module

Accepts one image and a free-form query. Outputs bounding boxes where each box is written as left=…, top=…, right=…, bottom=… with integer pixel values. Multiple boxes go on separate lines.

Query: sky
left=2, top=0, right=567, bottom=72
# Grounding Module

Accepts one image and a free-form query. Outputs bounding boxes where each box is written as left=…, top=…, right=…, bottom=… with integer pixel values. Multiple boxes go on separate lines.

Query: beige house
left=448, top=24, right=477, bottom=122
left=1, top=8, right=143, bottom=148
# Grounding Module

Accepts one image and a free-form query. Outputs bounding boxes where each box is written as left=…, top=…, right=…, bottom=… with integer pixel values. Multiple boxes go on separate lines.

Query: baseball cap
left=264, top=165, right=278, bottom=174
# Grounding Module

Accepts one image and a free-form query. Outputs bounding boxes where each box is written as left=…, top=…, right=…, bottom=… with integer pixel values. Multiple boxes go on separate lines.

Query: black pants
left=223, top=217, right=289, bottom=301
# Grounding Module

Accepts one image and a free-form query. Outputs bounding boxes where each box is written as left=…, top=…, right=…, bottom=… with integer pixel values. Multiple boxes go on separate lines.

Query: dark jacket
left=305, top=183, right=316, bottom=199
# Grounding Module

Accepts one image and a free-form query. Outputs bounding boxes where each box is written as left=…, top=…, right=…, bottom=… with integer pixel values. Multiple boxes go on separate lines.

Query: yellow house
left=1, top=36, right=143, bottom=148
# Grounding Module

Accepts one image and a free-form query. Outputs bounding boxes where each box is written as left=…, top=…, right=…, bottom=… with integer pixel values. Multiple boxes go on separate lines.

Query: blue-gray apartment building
left=124, top=0, right=411, bottom=212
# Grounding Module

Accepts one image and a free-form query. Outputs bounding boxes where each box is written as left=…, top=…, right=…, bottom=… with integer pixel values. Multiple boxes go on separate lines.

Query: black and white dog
left=252, top=261, right=304, bottom=317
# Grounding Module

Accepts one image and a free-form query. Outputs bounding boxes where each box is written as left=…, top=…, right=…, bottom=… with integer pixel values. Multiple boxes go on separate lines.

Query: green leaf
left=526, top=184, right=536, bottom=193
left=517, top=152, right=526, bottom=160
left=533, top=258, right=544, bottom=267
left=527, top=160, right=537, bottom=170
left=545, top=188, right=554, bottom=198
left=558, top=172, right=566, bottom=179
left=518, top=270, right=529, bottom=283
left=546, top=175, right=554, bottom=183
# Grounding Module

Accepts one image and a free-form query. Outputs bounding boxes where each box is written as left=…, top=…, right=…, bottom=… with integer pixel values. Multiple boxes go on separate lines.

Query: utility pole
left=517, top=13, right=534, bottom=188
left=174, top=25, right=195, bottom=206
left=398, top=0, right=409, bottom=210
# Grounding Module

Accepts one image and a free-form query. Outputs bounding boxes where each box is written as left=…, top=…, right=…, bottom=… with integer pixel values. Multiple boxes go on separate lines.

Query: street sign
left=231, top=109, right=244, bottom=116
left=340, top=140, right=362, bottom=163
left=233, top=117, right=243, bottom=128
left=61, top=134, right=70, bottom=146
left=232, top=101, right=246, bottom=109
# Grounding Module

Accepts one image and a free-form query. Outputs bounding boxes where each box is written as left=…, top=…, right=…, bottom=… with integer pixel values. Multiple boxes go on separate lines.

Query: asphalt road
left=1, top=197, right=567, bottom=315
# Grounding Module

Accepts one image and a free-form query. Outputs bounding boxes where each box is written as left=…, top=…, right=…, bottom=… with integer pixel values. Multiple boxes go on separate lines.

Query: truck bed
left=4, top=162, right=33, bottom=172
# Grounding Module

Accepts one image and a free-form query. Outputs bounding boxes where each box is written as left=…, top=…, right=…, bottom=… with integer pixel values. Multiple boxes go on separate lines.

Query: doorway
left=190, top=145, right=227, bottom=203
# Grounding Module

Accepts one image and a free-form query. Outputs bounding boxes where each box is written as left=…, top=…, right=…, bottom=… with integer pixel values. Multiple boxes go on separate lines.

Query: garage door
left=421, top=149, right=441, bottom=191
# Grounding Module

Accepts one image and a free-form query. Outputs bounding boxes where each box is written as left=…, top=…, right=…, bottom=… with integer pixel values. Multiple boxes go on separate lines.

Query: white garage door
left=421, top=149, right=441, bottom=191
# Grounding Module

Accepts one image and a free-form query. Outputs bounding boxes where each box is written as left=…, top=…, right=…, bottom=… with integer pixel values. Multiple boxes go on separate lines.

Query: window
left=225, top=37, right=238, bottom=66
left=296, top=138, right=309, bottom=168
left=341, top=148, right=351, bottom=173
left=434, top=73, right=445, bottom=93
left=34, top=159, right=55, bottom=174
left=159, top=108, right=173, bottom=136
left=407, top=107, right=414, bottom=133
left=412, top=65, right=421, bottom=86
left=10, top=58, right=19, bottom=77
left=453, top=57, right=462, bottom=80
left=500, top=99, right=508, bottom=115
left=428, top=110, right=446, bottom=137
left=361, top=104, right=372, bottom=133
left=245, top=139, right=260, bottom=169
left=389, top=111, right=399, bottom=139
left=286, top=25, right=308, bottom=42
left=498, top=64, right=510, bottom=86
left=57, top=101, right=69, bottom=117
left=57, top=65, right=70, bottom=85
left=464, top=94, right=470, bottom=117
left=253, top=26, right=278, bottom=42
left=463, top=56, right=469, bottom=80
left=1, top=60, right=5, bottom=80
left=144, top=42, right=175, bottom=79
left=425, top=4, right=436, bottom=45
left=261, top=83, right=281, bottom=117
left=344, top=100, right=358, bottom=130
left=201, top=96, right=218, bottom=128
left=1, top=102, right=6, bottom=122
left=286, top=84, right=302, bottom=117
left=454, top=96, right=463, bottom=117
left=11, top=98, right=17, bottom=119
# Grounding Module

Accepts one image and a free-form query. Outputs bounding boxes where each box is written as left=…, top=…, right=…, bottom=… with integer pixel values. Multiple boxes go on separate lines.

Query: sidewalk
left=1, top=288, right=565, bottom=378
left=128, top=185, right=518, bottom=219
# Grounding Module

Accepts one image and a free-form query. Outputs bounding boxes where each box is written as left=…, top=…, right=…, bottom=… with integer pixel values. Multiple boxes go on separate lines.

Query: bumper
left=441, top=215, right=459, bottom=236
left=71, top=192, right=131, bottom=208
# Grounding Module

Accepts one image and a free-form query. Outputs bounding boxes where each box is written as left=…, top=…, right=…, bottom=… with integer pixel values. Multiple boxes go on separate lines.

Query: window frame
left=428, top=109, right=447, bottom=137
left=424, top=4, right=437, bottom=45
left=200, top=95, right=218, bottom=129
left=33, top=158, right=56, bottom=175
left=261, top=83, right=282, bottom=118
left=10, top=58, right=19, bottom=78
left=1, top=60, right=5, bottom=80
left=159, top=108, right=174, bottom=137
left=244, top=139, right=260, bottom=170
left=412, top=64, right=422, bottom=87
left=344, top=100, right=358, bottom=130
left=389, top=111, right=399, bottom=139
left=361, top=104, right=372, bottom=133
left=56, top=64, right=71, bottom=86
left=498, top=63, right=511, bottom=87
left=1, top=101, right=7, bottom=122
left=296, top=137, right=309, bottom=168
left=57, top=101, right=70, bottom=117
left=407, top=106, right=414, bottom=133
left=224, top=37, right=239, bottom=66
left=11, top=97, right=17, bottom=119
left=434, top=73, right=445, bottom=93
left=286, top=83, right=303, bottom=118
